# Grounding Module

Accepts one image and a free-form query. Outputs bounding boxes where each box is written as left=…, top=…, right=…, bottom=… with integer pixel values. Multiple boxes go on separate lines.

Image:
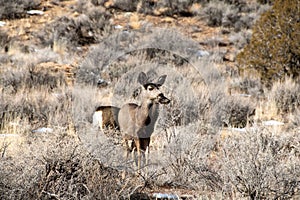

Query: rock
left=162, top=17, right=175, bottom=23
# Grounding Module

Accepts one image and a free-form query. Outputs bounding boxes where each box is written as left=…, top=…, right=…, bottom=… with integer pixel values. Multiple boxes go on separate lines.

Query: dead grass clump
left=220, top=128, right=300, bottom=199
left=0, top=0, right=41, bottom=20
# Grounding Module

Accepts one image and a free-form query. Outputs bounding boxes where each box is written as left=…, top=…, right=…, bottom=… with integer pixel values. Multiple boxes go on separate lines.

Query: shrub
left=221, top=128, right=300, bottom=199
left=0, top=0, right=40, bottom=19
left=0, top=64, right=66, bottom=93
left=211, top=95, right=255, bottom=128
left=201, top=0, right=257, bottom=30
left=257, top=0, right=274, bottom=4
left=229, top=30, right=252, bottom=50
left=37, top=3, right=112, bottom=49
left=0, top=132, right=139, bottom=199
left=109, top=0, right=197, bottom=16
left=0, top=63, right=71, bottom=129
left=111, top=0, right=139, bottom=12
left=0, top=30, right=10, bottom=52
left=156, top=122, right=222, bottom=191
left=156, top=0, right=195, bottom=16
left=237, top=0, right=300, bottom=87
left=229, top=76, right=263, bottom=97
left=269, top=78, right=300, bottom=114
left=202, top=1, right=225, bottom=27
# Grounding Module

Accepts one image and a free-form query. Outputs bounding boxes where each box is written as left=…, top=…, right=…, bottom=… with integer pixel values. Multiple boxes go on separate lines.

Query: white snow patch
left=0, top=21, right=6, bottom=27
left=27, top=10, right=44, bottom=15
left=262, top=120, right=284, bottom=126
left=230, top=127, right=247, bottom=132
left=114, top=25, right=123, bottom=29
left=0, top=134, right=20, bottom=138
left=32, top=127, right=53, bottom=133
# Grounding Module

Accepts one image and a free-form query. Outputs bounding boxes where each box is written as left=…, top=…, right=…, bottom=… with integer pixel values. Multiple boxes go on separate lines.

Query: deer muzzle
left=157, top=93, right=170, bottom=104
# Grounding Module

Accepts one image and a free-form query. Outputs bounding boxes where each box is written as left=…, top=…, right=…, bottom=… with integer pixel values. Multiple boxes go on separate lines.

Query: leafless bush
left=211, top=95, right=255, bottom=128
left=269, top=78, right=300, bottom=114
left=154, top=0, right=195, bottom=16
left=200, top=0, right=264, bottom=32
left=154, top=122, right=222, bottom=192
left=220, top=128, right=300, bottom=199
left=0, top=64, right=71, bottom=129
left=0, top=30, right=10, bottom=52
left=202, top=1, right=232, bottom=27
left=0, top=132, right=140, bottom=199
left=229, top=76, right=263, bottom=97
left=0, top=65, right=66, bottom=93
left=0, top=0, right=40, bottom=19
left=110, top=0, right=197, bottom=16
left=0, top=88, right=72, bottom=129
left=229, top=30, right=252, bottom=50
left=288, top=109, right=300, bottom=130
left=37, top=3, right=112, bottom=49
left=111, top=0, right=139, bottom=12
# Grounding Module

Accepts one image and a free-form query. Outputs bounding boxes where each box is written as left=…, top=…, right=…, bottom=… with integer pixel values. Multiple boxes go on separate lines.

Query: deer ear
left=138, top=72, right=148, bottom=85
left=132, top=87, right=141, bottom=98
left=156, top=75, right=167, bottom=86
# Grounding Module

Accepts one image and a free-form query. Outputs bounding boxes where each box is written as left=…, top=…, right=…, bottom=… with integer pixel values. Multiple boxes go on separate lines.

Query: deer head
left=133, top=72, right=170, bottom=105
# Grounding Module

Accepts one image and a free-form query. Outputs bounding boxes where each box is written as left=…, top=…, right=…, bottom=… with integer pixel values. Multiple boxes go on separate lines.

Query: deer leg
left=123, top=139, right=132, bottom=162
left=140, top=138, right=150, bottom=168
left=144, top=138, right=150, bottom=167
left=134, top=139, right=141, bottom=173
left=145, top=146, right=149, bottom=167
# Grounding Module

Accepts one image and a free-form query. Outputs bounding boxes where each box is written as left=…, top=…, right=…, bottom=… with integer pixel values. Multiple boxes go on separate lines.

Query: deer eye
left=148, top=86, right=154, bottom=91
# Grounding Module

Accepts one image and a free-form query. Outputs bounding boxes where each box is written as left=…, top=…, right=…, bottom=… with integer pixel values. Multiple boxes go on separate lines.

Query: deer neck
left=136, top=99, right=160, bottom=127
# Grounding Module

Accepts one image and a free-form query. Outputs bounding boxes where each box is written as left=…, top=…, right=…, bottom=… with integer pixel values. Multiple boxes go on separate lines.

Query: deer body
left=118, top=72, right=170, bottom=171
left=93, top=106, right=120, bottom=131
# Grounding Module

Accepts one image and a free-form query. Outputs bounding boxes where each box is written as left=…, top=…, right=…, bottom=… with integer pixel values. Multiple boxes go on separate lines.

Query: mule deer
left=93, top=106, right=120, bottom=132
left=118, top=72, right=170, bottom=171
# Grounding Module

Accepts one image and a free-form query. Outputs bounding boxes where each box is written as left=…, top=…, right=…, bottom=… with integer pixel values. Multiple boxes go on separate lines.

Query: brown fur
left=95, top=106, right=120, bottom=130
left=118, top=72, right=170, bottom=171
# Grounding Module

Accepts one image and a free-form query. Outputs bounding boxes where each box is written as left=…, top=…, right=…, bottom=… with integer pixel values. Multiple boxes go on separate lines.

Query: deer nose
left=157, top=93, right=170, bottom=104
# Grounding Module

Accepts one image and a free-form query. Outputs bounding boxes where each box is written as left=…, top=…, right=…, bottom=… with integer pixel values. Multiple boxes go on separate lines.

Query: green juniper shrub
left=237, top=0, right=300, bottom=87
